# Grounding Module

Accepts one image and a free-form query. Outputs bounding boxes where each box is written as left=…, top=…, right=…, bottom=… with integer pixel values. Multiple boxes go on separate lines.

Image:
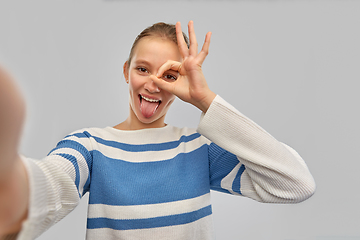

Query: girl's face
left=123, top=37, right=182, bottom=130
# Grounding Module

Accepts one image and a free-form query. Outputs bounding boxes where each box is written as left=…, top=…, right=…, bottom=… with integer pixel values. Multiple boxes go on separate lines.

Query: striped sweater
left=18, top=96, right=316, bottom=240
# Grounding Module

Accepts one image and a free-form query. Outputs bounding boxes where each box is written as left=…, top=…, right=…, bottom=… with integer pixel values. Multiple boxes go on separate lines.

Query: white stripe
left=220, top=160, right=242, bottom=196
left=79, top=126, right=211, bottom=146
left=238, top=170, right=262, bottom=202
left=81, top=126, right=198, bottom=144
left=94, top=137, right=207, bottom=163
left=88, top=193, right=211, bottom=220
left=49, top=148, right=89, bottom=195
left=86, top=214, right=214, bottom=240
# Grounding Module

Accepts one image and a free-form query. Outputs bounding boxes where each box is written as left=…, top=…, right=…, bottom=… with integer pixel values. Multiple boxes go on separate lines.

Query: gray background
left=1, top=0, right=359, bottom=239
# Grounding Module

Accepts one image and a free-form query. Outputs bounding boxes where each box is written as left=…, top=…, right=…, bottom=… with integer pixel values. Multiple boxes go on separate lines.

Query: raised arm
left=0, top=65, right=29, bottom=237
left=150, top=21, right=315, bottom=203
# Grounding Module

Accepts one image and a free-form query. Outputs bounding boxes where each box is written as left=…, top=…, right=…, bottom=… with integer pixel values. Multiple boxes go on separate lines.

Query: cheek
left=163, top=93, right=176, bottom=108
left=128, top=80, right=140, bottom=107
left=164, top=91, right=175, bottom=102
left=128, top=74, right=142, bottom=93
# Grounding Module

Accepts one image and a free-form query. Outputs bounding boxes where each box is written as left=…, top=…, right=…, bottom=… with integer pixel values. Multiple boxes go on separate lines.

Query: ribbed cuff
left=17, top=156, right=49, bottom=240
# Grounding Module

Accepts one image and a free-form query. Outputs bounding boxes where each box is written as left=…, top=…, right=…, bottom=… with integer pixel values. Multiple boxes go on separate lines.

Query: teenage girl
left=0, top=21, right=315, bottom=240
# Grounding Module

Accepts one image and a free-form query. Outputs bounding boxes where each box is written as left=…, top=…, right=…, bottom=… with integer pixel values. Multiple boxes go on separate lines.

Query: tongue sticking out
left=140, top=97, right=160, bottom=118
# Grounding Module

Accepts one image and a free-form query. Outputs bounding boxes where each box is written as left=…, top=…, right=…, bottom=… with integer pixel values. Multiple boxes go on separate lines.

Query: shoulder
left=170, top=125, right=212, bottom=146
left=51, top=127, right=110, bottom=152
left=64, top=127, right=111, bottom=139
left=170, top=125, right=196, bottom=136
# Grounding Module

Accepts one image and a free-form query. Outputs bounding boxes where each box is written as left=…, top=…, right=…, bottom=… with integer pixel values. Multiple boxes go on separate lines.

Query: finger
left=197, top=31, right=212, bottom=63
left=149, top=75, right=175, bottom=94
left=188, top=20, right=198, bottom=56
left=155, top=60, right=182, bottom=78
left=176, top=22, right=189, bottom=59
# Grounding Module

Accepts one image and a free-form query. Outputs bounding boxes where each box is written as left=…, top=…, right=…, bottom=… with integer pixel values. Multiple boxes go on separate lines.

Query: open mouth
left=139, top=94, right=161, bottom=118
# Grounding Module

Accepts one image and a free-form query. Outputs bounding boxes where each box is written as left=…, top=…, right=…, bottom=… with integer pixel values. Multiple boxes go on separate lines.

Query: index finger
left=155, top=60, right=181, bottom=78
left=176, top=22, right=189, bottom=59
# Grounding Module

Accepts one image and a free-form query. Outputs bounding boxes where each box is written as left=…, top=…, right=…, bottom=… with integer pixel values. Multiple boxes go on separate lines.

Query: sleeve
left=197, top=95, right=316, bottom=203
left=16, top=130, right=93, bottom=240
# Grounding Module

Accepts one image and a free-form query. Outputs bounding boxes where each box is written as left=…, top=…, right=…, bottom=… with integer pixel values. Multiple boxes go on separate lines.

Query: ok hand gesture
left=150, top=21, right=216, bottom=113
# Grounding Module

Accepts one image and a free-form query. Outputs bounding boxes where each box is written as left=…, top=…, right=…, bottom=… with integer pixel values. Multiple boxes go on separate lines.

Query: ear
left=123, top=61, right=129, bottom=83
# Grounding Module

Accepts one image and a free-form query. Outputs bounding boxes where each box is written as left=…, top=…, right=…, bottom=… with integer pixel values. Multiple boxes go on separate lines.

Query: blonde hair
left=127, top=22, right=189, bottom=68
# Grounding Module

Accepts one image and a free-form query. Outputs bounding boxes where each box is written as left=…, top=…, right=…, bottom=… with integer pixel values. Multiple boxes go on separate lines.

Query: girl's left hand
left=149, top=21, right=216, bottom=113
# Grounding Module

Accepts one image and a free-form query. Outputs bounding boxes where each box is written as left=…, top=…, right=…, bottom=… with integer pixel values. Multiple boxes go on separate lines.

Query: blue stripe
left=55, top=153, right=81, bottom=198
left=63, top=131, right=92, bottom=139
left=48, top=139, right=93, bottom=195
left=49, top=139, right=93, bottom=168
left=88, top=145, right=210, bottom=205
left=72, top=131, right=201, bottom=152
left=82, top=175, right=91, bottom=196
left=208, top=143, right=240, bottom=193
left=232, top=164, right=245, bottom=195
left=87, top=205, right=212, bottom=230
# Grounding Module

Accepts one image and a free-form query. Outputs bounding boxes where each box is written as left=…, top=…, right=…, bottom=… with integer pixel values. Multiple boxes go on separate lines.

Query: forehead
left=131, top=37, right=181, bottom=66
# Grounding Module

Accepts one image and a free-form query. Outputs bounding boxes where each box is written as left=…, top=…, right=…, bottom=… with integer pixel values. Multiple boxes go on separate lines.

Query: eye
left=137, top=67, right=149, bottom=74
left=162, top=74, right=177, bottom=82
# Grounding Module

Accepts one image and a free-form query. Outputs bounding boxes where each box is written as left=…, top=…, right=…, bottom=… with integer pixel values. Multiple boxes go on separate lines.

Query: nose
left=144, top=78, right=160, bottom=93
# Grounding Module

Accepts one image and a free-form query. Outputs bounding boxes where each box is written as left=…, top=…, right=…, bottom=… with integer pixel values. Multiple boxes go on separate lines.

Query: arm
left=199, top=96, right=316, bottom=203
left=0, top=65, right=29, bottom=236
left=0, top=65, right=89, bottom=239
left=150, top=21, right=315, bottom=203
left=16, top=131, right=92, bottom=239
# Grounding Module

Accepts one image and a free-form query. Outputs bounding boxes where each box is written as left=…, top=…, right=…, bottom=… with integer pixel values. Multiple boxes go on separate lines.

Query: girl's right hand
left=0, top=65, right=28, bottom=236
left=0, top=65, right=25, bottom=169
left=150, top=21, right=216, bottom=113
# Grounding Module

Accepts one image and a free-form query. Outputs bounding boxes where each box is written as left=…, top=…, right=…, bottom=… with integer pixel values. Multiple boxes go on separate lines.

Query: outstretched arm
left=0, top=65, right=29, bottom=236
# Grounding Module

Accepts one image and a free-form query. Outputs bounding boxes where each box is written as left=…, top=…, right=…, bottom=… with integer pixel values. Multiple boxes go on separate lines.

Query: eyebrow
left=133, top=59, right=151, bottom=66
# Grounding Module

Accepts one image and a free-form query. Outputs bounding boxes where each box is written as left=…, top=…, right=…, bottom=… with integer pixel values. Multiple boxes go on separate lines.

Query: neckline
left=105, top=124, right=172, bottom=133
left=103, top=125, right=176, bottom=143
